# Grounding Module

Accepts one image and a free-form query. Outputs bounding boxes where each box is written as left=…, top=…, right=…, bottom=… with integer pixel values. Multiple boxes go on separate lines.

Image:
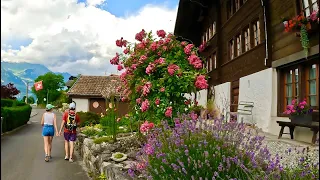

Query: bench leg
left=312, top=130, right=319, bottom=144
left=289, top=126, right=295, bottom=139
left=278, top=126, right=285, bottom=139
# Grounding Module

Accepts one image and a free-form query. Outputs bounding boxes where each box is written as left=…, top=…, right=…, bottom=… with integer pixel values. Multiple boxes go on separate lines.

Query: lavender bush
left=128, top=115, right=319, bottom=180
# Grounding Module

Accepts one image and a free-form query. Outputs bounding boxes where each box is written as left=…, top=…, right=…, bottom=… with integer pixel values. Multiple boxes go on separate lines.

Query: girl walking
left=41, top=104, right=59, bottom=162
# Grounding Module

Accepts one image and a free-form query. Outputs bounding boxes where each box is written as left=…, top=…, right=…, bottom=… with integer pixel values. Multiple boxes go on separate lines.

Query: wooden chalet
left=174, top=0, right=319, bottom=143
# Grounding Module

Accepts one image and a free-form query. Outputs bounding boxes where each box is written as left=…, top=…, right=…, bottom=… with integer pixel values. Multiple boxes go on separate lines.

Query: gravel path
left=263, top=139, right=319, bottom=168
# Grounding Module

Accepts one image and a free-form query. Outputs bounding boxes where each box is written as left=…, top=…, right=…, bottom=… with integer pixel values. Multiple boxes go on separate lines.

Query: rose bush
left=111, top=29, right=208, bottom=125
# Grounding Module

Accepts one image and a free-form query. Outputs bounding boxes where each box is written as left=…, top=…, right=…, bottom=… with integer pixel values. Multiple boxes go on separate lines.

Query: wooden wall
left=268, top=0, right=319, bottom=61
left=200, top=0, right=267, bottom=86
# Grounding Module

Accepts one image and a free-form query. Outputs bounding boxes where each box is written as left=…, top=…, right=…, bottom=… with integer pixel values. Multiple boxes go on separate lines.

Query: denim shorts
left=42, top=124, right=54, bottom=136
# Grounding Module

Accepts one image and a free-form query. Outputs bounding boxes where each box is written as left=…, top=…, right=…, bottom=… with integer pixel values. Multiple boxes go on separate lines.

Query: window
left=213, top=53, right=217, bottom=69
left=229, top=39, right=235, bottom=60
left=284, top=68, right=300, bottom=107
left=212, top=22, right=216, bottom=36
left=202, top=35, right=205, bottom=43
left=206, top=58, right=210, bottom=72
left=236, top=34, right=242, bottom=56
left=235, top=0, right=243, bottom=10
left=206, top=29, right=209, bottom=42
left=227, top=0, right=232, bottom=19
left=207, top=56, right=213, bottom=72
left=244, top=27, right=250, bottom=51
left=301, top=0, right=319, bottom=17
left=280, top=61, right=319, bottom=114
left=253, top=20, right=260, bottom=46
left=306, top=64, right=319, bottom=107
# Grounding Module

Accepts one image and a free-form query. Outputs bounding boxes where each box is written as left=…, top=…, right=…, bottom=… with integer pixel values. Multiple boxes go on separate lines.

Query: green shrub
left=78, top=111, right=101, bottom=127
left=93, top=136, right=114, bottom=144
left=82, top=128, right=98, bottom=137
left=1, top=104, right=32, bottom=133
left=1, top=99, right=14, bottom=107
left=15, top=101, right=26, bottom=106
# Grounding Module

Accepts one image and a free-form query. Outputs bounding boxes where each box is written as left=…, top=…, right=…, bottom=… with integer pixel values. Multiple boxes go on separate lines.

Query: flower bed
left=128, top=116, right=319, bottom=179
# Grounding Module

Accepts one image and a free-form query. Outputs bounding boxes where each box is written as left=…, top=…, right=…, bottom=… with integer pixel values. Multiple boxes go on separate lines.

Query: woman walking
left=41, top=104, right=59, bottom=162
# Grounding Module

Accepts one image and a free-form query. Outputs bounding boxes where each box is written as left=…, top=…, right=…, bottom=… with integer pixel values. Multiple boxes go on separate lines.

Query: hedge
left=1, top=105, right=32, bottom=133
left=1, top=99, right=26, bottom=107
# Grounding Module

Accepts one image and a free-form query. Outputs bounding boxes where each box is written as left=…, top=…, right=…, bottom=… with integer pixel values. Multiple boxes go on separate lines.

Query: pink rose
left=135, top=29, right=146, bottom=42
left=115, top=37, right=127, bottom=47
left=167, top=64, right=180, bottom=76
left=155, top=98, right=160, bottom=105
left=156, top=30, right=166, bottom=38
left=110, top=53, right=120, bottom=65
left=160, top=87, right=165, bottom=92
left=188, top=54, right=203, bottom=69
left=146, top=63, right=155, bottom=75
left=150, top=42, right=158, bottom=51
left=123, top=48, right=129, bottom=54
left=184, top=44, right=194, bottom=55
left=195, top=75, right=208, bottom=89
left=117, top=64, right=124, bottom=71
left=141, top=99, right=150, bottom=112
left=165, top=106, right=173, bottom=117
left=136, top=98, right=142, bottom=104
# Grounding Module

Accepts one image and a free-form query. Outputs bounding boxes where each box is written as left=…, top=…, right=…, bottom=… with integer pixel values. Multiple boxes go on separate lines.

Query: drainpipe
left=260, top=0, right=269, bottom=67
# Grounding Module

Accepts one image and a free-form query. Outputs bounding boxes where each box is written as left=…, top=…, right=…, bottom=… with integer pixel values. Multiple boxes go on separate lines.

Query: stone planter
left=290, top=114, right=312, bottom=125
left=75, top=133, right=142, bottom=180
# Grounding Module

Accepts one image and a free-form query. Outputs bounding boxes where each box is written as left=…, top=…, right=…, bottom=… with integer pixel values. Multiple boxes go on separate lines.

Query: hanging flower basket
left=282, top=12, right=318, bottom=57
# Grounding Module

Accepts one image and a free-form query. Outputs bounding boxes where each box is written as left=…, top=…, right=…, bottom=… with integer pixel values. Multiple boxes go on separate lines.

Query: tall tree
left=1, top=83, right=20, bottom=99
left=31, top=72, right=65, bottom=104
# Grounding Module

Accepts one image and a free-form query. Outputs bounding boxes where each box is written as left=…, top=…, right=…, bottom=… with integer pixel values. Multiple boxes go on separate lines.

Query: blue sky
left=78, top=0, right=178, bottom=17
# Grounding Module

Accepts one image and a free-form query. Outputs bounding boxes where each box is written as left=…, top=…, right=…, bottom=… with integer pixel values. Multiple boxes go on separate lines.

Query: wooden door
left=231, top=80, right=239, bottom=112
left=89, top=98, right=106, bottom=115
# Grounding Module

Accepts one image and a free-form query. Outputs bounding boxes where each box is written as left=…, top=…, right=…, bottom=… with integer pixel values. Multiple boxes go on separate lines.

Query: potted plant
left=206, top=99, right=217, bottom=119
left=190, top=104, right=204, bottom=116
left=284, top=99, right=313, bottom=125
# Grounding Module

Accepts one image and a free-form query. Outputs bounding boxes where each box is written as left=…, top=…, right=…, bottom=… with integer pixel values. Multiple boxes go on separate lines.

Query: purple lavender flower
left=128, top=169, right=135, bottom=177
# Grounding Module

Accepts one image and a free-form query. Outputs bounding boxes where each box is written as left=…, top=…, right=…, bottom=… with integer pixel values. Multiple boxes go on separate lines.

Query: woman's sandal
left=45, top=156, right=49, bottom=162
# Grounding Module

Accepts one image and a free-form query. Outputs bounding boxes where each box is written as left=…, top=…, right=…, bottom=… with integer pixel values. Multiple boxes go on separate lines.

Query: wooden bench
left=276, top=121, right=319, bottom=144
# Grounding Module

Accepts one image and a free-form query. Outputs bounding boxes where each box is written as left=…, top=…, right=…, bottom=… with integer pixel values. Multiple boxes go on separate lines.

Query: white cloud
left=1, top=0, right=177, bottom=75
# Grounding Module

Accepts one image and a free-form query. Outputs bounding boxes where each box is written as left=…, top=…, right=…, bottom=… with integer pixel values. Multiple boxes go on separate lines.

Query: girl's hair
left=46, top=109, right=53, bottom=112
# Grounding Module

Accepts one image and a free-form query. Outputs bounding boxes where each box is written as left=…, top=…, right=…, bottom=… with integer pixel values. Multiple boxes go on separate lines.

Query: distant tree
left=1, top=83, right=20, bottom=99
left=22, top=96, right=35, bottom=104
left=32, top=72, right=65, bottom=104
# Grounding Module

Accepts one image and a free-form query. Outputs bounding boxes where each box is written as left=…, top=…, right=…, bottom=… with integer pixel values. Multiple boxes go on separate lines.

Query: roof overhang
left=174, top=0, right=211, bottom=46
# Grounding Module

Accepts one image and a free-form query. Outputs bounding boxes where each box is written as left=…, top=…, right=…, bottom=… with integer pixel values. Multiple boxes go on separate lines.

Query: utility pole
left=47, top=89, right=49, bottom=105
left=25, top=82, right=29, bottom=104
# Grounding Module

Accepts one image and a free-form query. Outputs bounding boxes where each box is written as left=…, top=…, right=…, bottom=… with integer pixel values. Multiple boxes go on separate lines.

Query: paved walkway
left=1, top=108, right=89, bottom=180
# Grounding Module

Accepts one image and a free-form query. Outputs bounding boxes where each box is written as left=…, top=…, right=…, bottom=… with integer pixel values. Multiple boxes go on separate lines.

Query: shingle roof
left=67, top=75, right=124, bottom=98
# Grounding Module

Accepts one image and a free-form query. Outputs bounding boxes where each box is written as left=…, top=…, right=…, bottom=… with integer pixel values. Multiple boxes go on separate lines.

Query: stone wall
left=76, top=133, right=142, bottom=180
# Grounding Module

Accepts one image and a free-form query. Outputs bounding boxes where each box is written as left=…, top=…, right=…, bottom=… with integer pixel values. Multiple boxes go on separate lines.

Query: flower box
left=289, top=114, right=312, bottom=125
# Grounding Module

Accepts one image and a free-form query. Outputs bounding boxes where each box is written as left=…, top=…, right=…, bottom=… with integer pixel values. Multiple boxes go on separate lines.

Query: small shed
left=67, top=75, right=129, bottom=116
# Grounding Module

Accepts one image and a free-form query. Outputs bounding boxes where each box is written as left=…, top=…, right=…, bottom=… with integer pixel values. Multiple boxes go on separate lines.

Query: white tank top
left=43, top=112, right=55, bottom=125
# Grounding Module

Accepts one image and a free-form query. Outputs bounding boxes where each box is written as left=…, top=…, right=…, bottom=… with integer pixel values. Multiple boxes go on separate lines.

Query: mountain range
left=1, top=61, right=72, bottom=99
